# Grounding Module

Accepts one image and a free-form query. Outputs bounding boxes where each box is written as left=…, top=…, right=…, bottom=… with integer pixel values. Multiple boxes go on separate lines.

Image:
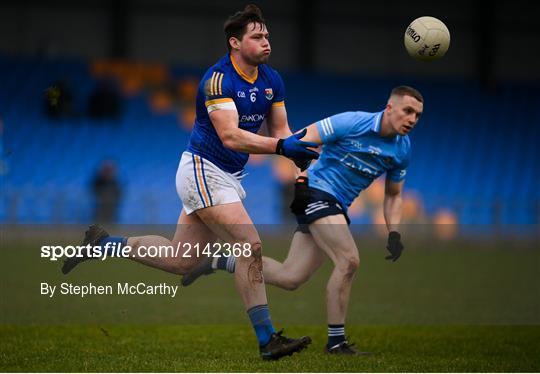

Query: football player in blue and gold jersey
left=63, top=4, right=316, bottom=360
left=174, top=4, right=317, bottom=358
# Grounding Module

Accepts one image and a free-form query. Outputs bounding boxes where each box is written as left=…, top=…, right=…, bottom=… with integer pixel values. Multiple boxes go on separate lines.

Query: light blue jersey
left=308, top=111, right=411, bottom=210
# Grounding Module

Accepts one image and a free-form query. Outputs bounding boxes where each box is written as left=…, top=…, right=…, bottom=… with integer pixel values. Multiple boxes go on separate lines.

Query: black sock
left=327, top=324, right=346, bottom=348
left=214, top=256, right=236, bottom=273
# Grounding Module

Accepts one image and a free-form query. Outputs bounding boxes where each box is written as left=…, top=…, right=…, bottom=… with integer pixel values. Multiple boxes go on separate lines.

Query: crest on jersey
left=265, top=88, right=274, bottom=100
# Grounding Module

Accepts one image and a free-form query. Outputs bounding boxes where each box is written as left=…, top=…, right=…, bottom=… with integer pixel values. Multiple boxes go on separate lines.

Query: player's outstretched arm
left=210, top=109, right=319, bottom=160
left=383, top=178, right=405, bottom=261
left=211, top=109, right=277, bottom=153
left=266, top=104, right=292, bottom=139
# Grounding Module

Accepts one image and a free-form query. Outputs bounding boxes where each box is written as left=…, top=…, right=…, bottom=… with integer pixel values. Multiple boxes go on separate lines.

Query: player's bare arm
left=210, top=108, right=319, bottom=162
left=210, top=109, right=278, bottom=153
left=295, top=123, right=323, bottom=145
left=384, top=178, right=404, bottom=232
left=266, top=104, right=292, bottom=139
left=384, top=178, right=405, bottom=261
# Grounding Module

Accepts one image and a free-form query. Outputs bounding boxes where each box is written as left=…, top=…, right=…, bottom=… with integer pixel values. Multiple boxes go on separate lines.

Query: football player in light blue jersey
left=62, top=5, right=316, bottom=360
left=183, top=86, right=424, bottom=355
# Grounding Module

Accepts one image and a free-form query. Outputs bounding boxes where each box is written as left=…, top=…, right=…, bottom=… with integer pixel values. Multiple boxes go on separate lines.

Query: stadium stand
left=1, top=56, right=538, bottom=225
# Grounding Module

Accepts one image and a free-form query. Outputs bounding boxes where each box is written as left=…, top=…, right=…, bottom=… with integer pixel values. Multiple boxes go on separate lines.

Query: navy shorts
left=290, top=183, right=350, bottom=234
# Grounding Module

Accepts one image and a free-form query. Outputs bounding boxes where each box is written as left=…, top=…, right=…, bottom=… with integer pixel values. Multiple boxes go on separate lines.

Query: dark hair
left=224, top=4, right=265, bottom=51
left=391, top=86, right=424, bottom=103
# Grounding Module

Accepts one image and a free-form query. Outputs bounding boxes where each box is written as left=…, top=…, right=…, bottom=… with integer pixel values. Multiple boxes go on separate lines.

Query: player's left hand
left=385, top=231, right=404, bottom=261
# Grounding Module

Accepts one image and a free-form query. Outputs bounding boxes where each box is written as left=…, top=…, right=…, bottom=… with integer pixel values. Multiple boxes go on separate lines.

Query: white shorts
left=176, top=152, right=247, bottom=214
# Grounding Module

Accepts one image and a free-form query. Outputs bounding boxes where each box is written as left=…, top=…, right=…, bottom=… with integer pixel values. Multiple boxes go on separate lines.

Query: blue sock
left=215, top=255, right=236, bottom=273
left=247, top=304, right=276, bottom=346
left=97, top=236, right=127, bottom=256
left=327, top=324, right=346, bottom=348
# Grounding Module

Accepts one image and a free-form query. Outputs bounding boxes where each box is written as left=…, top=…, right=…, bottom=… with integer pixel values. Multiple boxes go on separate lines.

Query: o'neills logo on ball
left=406, top=25, right=421, bottom=43
left=265, top=88, right=274, bottom=100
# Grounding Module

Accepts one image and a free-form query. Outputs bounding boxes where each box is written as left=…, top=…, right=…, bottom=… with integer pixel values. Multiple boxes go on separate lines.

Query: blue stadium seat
left=1, top=56, right=538, bottom=225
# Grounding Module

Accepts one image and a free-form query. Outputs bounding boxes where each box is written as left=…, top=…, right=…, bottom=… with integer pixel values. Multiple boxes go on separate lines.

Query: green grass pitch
left=2, top=325, right=539, bottom=372
left=1, top=228, right=539, bottom=371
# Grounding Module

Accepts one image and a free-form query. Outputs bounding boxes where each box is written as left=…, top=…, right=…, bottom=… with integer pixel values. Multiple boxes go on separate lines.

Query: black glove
left=294, top=176, right=309, bottom=191
left=385, top=231, right=404, bottom=262
left=290, top=176, right=310, bottom=214
left=293, top=158, right=312, bottom=171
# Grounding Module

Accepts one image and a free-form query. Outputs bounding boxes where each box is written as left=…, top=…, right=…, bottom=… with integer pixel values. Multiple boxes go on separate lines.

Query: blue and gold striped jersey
left=187, top=54, right=285, bottom=173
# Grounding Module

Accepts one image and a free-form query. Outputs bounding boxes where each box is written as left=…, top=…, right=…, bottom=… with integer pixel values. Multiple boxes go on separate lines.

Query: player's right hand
left=290, top=176, right=310, bottom=214
left=276, top=129, right=320, bottom=160
left=294, top=176, right=309, bottom=189
left=385, top=231, right=404, bottom=262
